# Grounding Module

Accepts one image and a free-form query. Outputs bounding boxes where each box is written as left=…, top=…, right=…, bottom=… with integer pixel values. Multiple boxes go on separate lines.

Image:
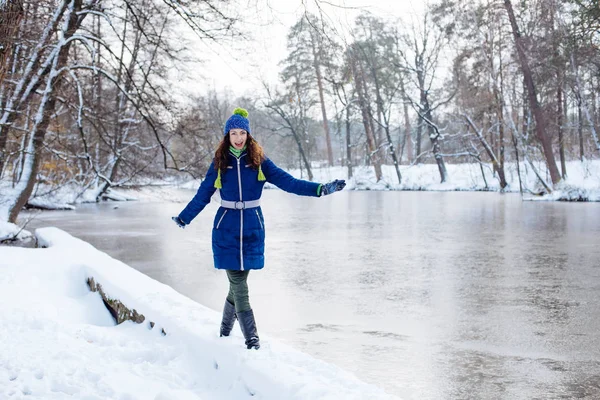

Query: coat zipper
left=216, top=210, right=227, bottom=229
left=255, top=210, right=263, bottom=230
left=237, top=157, right=244, bottom=271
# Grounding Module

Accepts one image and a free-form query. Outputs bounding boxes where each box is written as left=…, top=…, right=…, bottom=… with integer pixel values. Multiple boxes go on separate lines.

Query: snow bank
left=283, top=160, right=600, bottom=201
left=134, top=159, right=598, bottom=202
left=0, top=221, right=32, bottom=242
left=26, top=198, right=76, bottom=211
left=3, top=160, right=597, bottom=213
left=0, top=229, right=397, bottom=400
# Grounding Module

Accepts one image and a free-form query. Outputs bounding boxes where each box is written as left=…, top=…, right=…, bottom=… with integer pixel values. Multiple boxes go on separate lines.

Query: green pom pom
left=233, top=108, right=249, bottom=118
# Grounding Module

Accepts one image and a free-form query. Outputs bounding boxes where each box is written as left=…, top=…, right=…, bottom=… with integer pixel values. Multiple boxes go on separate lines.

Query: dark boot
left=237, top=309, right=260, bottom=350
left=220, top=300, right=236, bottom=337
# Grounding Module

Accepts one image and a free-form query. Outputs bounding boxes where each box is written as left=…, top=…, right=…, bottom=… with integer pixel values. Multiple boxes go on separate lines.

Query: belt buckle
left=235, top=201, right=245, bottom=210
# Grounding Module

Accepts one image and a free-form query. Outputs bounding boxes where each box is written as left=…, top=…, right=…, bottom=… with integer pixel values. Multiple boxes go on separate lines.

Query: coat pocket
left=254, top=209, right=263, bottom=230
left=216, top=209, right=228, bottom=229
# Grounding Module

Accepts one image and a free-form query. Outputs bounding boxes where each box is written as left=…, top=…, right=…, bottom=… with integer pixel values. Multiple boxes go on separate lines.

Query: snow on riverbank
left=0, top=221, right=33, bottom=243
left=167, top=159, right=598, bottom=202
left=289, top=160, right=600, bottom=201
left=0, top=228, right=397, bottom=400
left=2, top=160, right=599, bottom=213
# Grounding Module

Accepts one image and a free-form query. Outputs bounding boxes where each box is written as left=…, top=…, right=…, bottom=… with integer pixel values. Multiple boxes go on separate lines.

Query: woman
left=172, top=108, right=346, bottom=350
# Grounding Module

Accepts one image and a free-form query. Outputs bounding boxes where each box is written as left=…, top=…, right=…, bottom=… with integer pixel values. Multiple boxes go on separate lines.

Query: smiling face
left=229, top=128, right=248, bottom=150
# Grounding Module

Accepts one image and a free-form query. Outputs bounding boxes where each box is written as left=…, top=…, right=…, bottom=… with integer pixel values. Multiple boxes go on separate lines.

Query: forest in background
left=0, top=0, right=599, bottom=223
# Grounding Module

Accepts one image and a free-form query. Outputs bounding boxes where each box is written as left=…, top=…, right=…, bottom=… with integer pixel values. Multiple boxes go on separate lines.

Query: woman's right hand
left=172, top=216, right=186, bottom=229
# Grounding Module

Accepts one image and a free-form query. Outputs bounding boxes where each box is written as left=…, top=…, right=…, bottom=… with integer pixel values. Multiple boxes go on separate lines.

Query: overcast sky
left=175, top=0, right=426, bottom=99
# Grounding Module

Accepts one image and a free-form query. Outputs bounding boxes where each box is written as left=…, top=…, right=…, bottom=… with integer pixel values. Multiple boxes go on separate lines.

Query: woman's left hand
left=320, top=179, right=346, bottom=196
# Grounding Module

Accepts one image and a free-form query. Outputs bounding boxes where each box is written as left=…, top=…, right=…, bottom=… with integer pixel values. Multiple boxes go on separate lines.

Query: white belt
left=221, top=199, right=261, bottom=209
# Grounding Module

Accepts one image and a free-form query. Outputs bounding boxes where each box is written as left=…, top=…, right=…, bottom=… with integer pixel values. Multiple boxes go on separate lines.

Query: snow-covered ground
left=0, top=228, right=397, bottom=400
left=0, top=221, right=33, bottom=243
left=297, top=160, right=600, bottom=201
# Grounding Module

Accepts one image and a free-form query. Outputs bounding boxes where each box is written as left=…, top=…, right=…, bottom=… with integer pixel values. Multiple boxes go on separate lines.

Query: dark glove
left=172, top=216, right=186, bottom=229
left=320, top=179, right=346, bottom=196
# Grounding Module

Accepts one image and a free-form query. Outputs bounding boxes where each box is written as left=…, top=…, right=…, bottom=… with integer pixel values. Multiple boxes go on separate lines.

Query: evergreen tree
left=280, top=13, right=340, bottom=166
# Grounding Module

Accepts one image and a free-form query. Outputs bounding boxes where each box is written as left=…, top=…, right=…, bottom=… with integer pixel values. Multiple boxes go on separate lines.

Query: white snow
left=0, top=221, right=32, bottom=242
left=2, top=160, right=598, bottom=216
left=106, top=160, right=598, bottom=204
left=26, top=198, right=76, bottom=211
left=0, top=228, right=397, bottom=400
left=280, top=160, right=600, bottom=201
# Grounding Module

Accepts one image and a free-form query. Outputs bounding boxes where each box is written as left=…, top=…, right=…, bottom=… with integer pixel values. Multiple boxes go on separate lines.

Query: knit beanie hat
left=223, top=108, right=250, bottom=136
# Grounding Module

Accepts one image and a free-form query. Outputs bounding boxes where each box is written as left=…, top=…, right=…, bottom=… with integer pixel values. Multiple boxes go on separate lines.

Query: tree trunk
left=6, top=0, right=85, bottom=222
left=511, top=127, right=523, bottom=194
left=592, top=76, right=598, bottom=141
left=349, top=49, right=382, bottom=181
left=310, top=36, right=334, bottom=166
left=401, top=78, right=412, bottom=164
left=292, top=127, right=313, bottom=181
left=491, top=82, right=508, bottom=188
left=0, top=0, right=71, bottom=174
left=370, top=65, right=385, bottom=160
left=508, top=110, right=553, bottom=194
left=497, top=114, right=507, bottom=188
left=345, top=104, right=353, bottom=179
left=417, top=69, right=447, bottom=182
left=369, top=61, right=401, bottom=183
left=384, top=124, right=402, bottom=184
left=570, top=53, right=600, bottom=156
left=493, top=41, right=507, bottom=189
left=430, top=130, right=448, bottom=183
left=557, top=77, right=567, bottom=178
left=0, top=0, right=24, bottom=85
left=465, top=115, right=507, bottom=189
left=578, top=92, right=584, bottom=160
left=504, top=0, right=561, bottom=185
left=551, top=2, right=567, bottom=179
left=415, top=117, right=423, bottom=163
left=415, top=67, right=426, bottom=165
left=9, top=92, right=56, bottom=222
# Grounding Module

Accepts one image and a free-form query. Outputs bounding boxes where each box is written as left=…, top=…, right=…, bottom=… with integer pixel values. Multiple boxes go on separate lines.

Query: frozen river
left=25, top=189, right=600, bottom=399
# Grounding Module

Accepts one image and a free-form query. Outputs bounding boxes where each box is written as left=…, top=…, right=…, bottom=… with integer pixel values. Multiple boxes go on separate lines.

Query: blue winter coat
left=178, top=151, right=320, bottom=270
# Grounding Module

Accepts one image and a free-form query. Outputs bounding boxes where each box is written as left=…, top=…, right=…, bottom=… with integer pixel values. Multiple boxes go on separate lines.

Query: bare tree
left=398, top=73, right=413, bottom=165
left=347, top=43, right=382, bottom=181
left=1, top=0, right=242, bottom=223
left=397, top=11, right=449, bottom=183
left=263, top=83, right=315, bottom=180
left=504, top=0, right=561, bottom=186
left=352, top=14, right=402, bottom=183
left=439, top=0, right=509, bottom=189
left=281, top=13, right=340, bottom=167
left=1, top=0, right=96, bottom=222
left=328, top=73, right=356, bottom=179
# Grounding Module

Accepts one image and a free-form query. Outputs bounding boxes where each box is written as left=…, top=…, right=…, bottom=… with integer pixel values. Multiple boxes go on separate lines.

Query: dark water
left=24, top=190, right=600, bottom=399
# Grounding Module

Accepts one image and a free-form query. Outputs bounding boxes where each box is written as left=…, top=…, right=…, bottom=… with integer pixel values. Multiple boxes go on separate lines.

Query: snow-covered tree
left=0, top=0, right=242, bottom=223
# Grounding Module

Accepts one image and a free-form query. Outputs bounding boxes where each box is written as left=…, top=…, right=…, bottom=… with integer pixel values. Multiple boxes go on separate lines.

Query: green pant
left=226, top=270, right=251, bottom=313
